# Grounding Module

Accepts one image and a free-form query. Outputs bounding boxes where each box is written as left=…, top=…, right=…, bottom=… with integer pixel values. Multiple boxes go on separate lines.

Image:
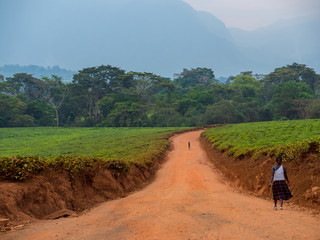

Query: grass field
left=0, top=127, right=189, bottom=180
left=202, top=119, right=320, bottom=160
left=0, top=127, right=187, bottom=160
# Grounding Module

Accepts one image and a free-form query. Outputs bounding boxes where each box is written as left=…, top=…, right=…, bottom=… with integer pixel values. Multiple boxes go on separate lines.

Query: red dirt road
left=2, top=130, right=320, bottom=240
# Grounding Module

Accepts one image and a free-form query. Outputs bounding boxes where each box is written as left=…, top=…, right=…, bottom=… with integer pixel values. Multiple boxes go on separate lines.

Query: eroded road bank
left=2, top=130, right=319, bottom=240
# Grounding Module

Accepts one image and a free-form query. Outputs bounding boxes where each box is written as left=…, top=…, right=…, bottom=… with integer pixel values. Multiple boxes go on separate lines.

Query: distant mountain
left=0, top=0, right=244, bottom=77
left=0, top=65, right=75, bottom=82
left=229, top=15, right=320, bottom=73
left=0, top=0, right=319, bottom=78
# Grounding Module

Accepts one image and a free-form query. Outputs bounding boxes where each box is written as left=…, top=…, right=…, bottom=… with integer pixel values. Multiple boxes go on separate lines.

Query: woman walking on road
left=269, top=156, right=293, bottom=210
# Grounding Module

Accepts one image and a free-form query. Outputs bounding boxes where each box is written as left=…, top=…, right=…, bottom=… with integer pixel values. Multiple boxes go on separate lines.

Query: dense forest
left=0, top=63, right=319, bottom=127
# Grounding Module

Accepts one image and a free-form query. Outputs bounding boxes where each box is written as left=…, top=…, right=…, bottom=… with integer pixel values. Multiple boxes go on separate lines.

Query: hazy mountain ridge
left=229, top=15, right=320, bottom=73
left=0, top=0, right=244, bottom=77
left=0, top=65, right=75, bottom=81
left=0, top=0, right=318, bottom=78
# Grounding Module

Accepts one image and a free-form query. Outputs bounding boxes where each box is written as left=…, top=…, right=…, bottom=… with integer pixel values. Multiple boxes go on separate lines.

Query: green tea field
left=202, top=119, right=320, bottom=159
left=0, top=127, right=188, bottom=180
left=0, top=127, right=188, bottom=160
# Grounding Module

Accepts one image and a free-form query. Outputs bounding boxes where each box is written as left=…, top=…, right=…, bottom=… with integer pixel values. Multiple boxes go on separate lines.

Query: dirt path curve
left=2, top=130, right=320, bottom=240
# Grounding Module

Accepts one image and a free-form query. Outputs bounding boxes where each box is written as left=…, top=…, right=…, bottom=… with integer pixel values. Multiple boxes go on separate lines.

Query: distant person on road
left=188, top=141, right=190, bottom=150
left=269, top=155, right=293, bottom=210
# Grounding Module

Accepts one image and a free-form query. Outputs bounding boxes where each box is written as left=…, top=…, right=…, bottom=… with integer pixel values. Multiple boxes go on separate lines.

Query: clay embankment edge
left=0, top=128, right=201, bottom=231
left=200, top=136, right=320, bottom=212
left=0, top=159, right=165, bottom=231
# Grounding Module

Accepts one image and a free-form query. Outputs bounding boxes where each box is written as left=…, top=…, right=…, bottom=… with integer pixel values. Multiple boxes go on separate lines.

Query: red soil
left=1, top=130, right=319, bottom=240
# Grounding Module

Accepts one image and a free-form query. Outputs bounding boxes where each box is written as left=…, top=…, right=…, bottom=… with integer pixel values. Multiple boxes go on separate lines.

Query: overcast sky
left=182, top=0, right=320, bottom=30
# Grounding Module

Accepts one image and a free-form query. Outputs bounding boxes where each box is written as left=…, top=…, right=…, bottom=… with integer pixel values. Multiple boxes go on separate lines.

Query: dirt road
left=2, top=130, right=320, bottom=240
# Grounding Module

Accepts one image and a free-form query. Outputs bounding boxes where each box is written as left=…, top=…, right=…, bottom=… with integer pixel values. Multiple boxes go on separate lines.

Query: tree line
left=0, top=63, right=319, bottom=127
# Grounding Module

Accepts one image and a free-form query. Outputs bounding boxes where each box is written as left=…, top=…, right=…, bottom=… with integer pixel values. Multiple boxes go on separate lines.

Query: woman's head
left=276, top=155, right=282, bottom=164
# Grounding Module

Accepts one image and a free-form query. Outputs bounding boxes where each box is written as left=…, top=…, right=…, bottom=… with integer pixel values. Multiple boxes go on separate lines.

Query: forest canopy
left=0, top=63, right=319, bottom=127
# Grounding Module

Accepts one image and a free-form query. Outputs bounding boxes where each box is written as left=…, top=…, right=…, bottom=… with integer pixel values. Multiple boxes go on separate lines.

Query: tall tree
left=41, top=75, right=68, bottom=127
left=262, top=63, right=320, bottom=98
left=26, top=99, right=55, bottom=126
left=0, top=95, right=34, bottom=127
left=149, top=107, right=182, bottom=127
left=72, top=65, right=125, bottom=123
left=103, top=102, right=147, bottom=127
left=230, top=74, right=262, bottom=99
left=204, top=100, right=245, bottom=124
left=174, top=67, right=218, bottom=89
left=125, top=72, right=169, bottom=102
left=271, top=81, right=313, bottom=119
left=0, top=74, right=5, bottom=93
left=306, top=99, right=320, bottom=119
left=262, top=67, right=299, bottom=85
left=5, top=73, right=44, bottom=99
left=300, top=67, right=320, bottom=96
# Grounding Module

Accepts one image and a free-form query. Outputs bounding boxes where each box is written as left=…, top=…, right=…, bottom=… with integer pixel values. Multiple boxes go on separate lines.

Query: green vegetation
left=202, top=119, right=320, bottom=160
left=1, top=63, right=320, bottom=128
left=0, top=127, right=189, bottom=180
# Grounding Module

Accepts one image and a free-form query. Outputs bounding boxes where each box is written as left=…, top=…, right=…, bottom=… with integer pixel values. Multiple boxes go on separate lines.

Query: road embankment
left=0, top=152, right=167, bottom=230
left=201, top=136, right=320, bottom=212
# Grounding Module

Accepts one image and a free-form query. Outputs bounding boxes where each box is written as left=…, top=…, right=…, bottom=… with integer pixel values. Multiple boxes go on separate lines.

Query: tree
left=0, top=74, right=6, bottom=93
left=262, top=66, right=299, bottom=85
left=182, top=107, right=205, bottom=127
left=173, top=67, right=218, bottom=89
left=236, top=100, right=262, bottom=122
left=300, top=67, right=320, bottom=96
left=240, top=71, right=253, bottom=76
left=5, top=73, right=44, bottom=99
left=230, top=74, right=262, bottom=99
left=262, top=63, right=320, bottom=99
left=26, top=100, right=55, bottom=126
left=149, top=107, right=182, bottom=127
left=177, top=98, right=202, bottom=116
left=271, top=81, right=313, bottom=119
left=72, top=65, right=125, bottom=123
left=152, top=77, right=175, bottom=103
left=174, top=85, right=211, bottom=115
left=227, top=74, right=264, bottom=122
left=41, top=75, right=68, bottom=127
left=102, top=102, right=147, bottom=127
left=209, top=84, right=237, bottom=103
left=305, top=99, right=320, bottom=119
left=204, top=100, right=245, bottom=124
left=0, top=95, right=34, bottom=127
left=98, top=93, right=141, bottom=120
left=129, top=72, right=163, bottom=101
left=1, top=63, right=319, bottom=127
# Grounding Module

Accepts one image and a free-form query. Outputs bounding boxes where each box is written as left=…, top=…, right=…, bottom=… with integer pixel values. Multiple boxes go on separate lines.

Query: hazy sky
left=182, top=0, right=320, bottom=30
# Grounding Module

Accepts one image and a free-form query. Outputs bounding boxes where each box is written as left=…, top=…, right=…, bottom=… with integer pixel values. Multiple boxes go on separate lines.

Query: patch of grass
left=0, top=127, right=190, bottom=180
left=202, top=119, right=320, bottom=160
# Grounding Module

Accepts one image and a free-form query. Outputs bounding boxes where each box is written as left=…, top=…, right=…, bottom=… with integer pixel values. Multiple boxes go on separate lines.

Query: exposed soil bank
left=2, top=130, right=320, bottom=240
left=0, top=154, right=166, bottom=230
left=0, top=128, right=203, bottom=231
left=201, top=136, right=320, bottom=211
